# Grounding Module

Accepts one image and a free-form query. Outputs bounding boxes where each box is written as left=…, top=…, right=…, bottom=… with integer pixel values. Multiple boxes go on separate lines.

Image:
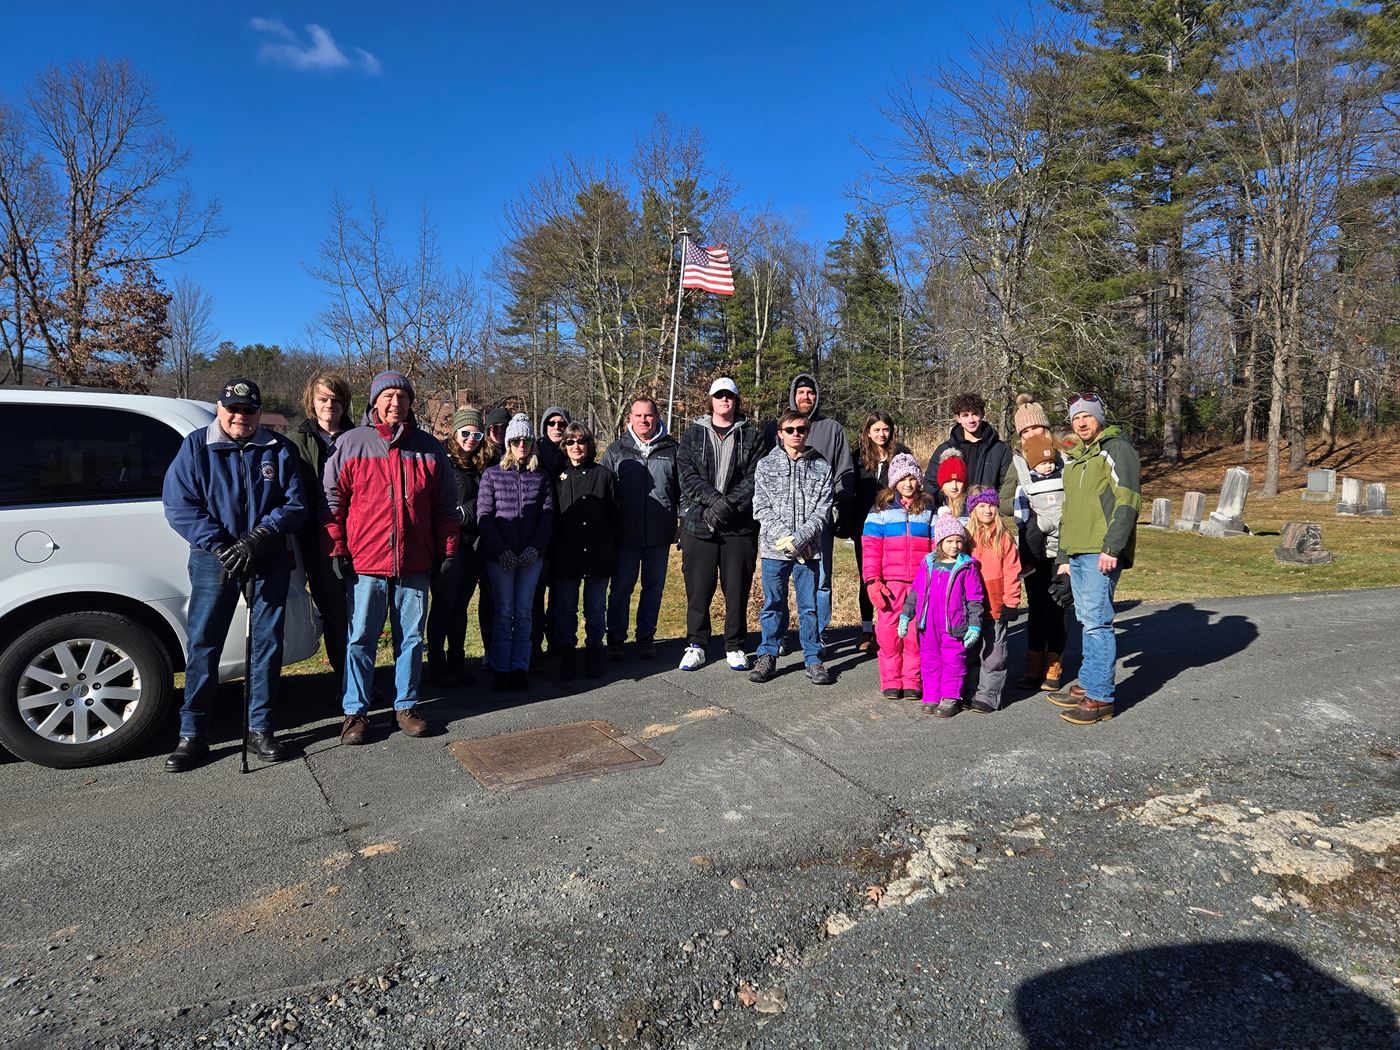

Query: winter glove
left=1048, top=570, right=1074, bottom=610
left=238, top=525, right=276, bottom=558
left=1001, top=604, right=1021, bottom=624
left=214, top=543, right=250, bottom=580
left=962, top=625, right=982, bottom=650
left=897, top=615, right=911, bottom=639
left=330, top=555, right=352, bottom=581
left=774, top=535, right=798, bottom=557
left=432, top=554, right=456, bottom=582
left=518, top=546, right=540, bottom=568
left=498, top=550, right=519, bottom=571
left=879, top=582, right=895, bottom=607
left=702, top=501, right=727, bottom=532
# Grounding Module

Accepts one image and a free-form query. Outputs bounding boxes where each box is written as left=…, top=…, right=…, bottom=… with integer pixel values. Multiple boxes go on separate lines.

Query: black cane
left=241, top=573, right=255, bottom=774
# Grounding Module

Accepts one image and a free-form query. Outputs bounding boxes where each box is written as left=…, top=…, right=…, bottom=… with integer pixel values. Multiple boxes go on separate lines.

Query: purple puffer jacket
left=905, top=552, right=986, bottom=639
left=476, top=464, right=554, bottom=558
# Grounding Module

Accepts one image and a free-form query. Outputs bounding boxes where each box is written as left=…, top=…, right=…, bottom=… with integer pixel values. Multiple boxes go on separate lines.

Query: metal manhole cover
left=449, top=720, right=664, bottom=791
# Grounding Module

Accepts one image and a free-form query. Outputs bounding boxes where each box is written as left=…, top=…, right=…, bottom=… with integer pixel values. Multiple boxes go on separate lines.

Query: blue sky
left=2, top=2, right=1017, bottom=348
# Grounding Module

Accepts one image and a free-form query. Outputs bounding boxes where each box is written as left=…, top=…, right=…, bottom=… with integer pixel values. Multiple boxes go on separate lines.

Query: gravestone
left=1336, top=477, right=1364, bottom=516
left=1149, top=498, right=1172, bottom=529
left=1300, top=468, right=1337, bottom=503
left=1173, top=491, right=1206, bottom=532
left=1274, top=522, right=1333, bottom=565
left=1200, top=467, right=1251, bottom=538
left=1364, top=482, right=1393, bottom=518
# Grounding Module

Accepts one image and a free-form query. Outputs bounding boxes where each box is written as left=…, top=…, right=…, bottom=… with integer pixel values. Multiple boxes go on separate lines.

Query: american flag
left=680, top=241, right=734, bottom=296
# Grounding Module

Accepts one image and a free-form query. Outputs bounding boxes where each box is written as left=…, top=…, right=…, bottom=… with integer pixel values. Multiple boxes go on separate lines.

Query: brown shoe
left=855, top=631, right=876, bottom=653
left=1041, top=653, right=1064, bottom=691
left=1061, top=697, right=1114, bottom=724
left=395, top=706, right=430, bottom=737
left=340, top=713, right=370, bottom=746
left=1047, top=683, right=1086, bottom=709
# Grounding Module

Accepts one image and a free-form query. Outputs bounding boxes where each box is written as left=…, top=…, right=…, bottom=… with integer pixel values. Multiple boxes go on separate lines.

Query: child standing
left=964, top=487, right=1022, bottom=714
left=899, top=514, right=986, bottom=717
left=934, top=449, right=969, bottom=520
left=861, top=453, right=935, bottom=700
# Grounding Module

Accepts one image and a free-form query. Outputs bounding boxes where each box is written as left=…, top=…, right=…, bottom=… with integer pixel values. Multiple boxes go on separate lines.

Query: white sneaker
left=678, top=646, right=706, bottom=671
left=726, top=650, right=750, bottom=671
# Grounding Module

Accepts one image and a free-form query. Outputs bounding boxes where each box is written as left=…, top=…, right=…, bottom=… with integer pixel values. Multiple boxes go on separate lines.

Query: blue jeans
left=485, top=559, right=544, bottom=671
left=758, top=558, right=821, bottom=665
left=1068, top=555, right=1121, bottom=704
left=181, top=549, right=289, bottom=737
left=343, top=572, right=429, bottom=716
left=607, top=543, right=670, bottom=643
left=816, top=528, right=834, bottom=641
left=552, top=576, right=608, bottom=649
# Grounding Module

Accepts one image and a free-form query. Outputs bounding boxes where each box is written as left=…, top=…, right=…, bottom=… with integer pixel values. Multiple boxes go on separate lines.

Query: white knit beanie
left=504, top=412, right=533, bottom=443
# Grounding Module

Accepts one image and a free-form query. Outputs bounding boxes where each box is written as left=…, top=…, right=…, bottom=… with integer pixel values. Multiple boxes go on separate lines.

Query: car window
left=1, top=404, right=186, bottom=507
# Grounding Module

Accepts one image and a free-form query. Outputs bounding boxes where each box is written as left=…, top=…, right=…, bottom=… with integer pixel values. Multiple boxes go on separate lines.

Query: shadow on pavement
left=1114, top=603, right=1259, bottom=711
left=1014, top=940, right=1399, bottom=1049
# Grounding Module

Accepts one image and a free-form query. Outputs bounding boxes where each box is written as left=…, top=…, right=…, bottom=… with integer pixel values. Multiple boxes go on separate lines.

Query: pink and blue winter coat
left=861, top=503, right=934, bottom=584
left=902, top=552, right=987, bottom=638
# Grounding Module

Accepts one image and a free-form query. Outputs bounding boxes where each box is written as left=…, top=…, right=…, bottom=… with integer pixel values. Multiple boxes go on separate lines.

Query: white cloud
left=249, top=17, right=381, bottom=75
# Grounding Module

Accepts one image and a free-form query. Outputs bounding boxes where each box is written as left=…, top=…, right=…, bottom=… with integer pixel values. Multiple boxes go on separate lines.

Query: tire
left=0, top=611, right=174, bottom=768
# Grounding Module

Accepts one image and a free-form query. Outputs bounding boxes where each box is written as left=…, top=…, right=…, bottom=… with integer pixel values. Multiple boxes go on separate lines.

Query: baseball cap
left=709, top=377, right=739, bottom=398
left=219, top=377, right=261, bottom=410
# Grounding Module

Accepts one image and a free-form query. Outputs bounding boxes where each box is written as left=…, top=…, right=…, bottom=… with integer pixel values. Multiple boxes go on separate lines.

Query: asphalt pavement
left=2, top=588, right=1398, bottom=1049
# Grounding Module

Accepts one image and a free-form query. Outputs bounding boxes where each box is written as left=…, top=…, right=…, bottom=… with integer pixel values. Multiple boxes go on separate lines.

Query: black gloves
left=331, top=555, right=353, bottom=581
left=702, top=494, right=735, bottom=532
left=1002, top=605, right=1022, bottom=625
left=216, top=526, right=276, bottom=580
left=433, top=554, right=456, bottom=581
left=1048, top=570, right=1074, bottom=610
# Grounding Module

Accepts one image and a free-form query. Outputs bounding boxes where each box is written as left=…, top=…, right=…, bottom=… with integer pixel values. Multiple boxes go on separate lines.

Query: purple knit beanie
left=933, top=511, right=965, bottom=546
left=887, top=453, right=922, bottom=488
left=966, top=487, right=1001, bottom=514
left=369, top=370, right=414, bottom=404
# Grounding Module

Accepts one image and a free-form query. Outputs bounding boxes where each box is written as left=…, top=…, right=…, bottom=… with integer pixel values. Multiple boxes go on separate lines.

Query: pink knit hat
left=933, top=511, right=965, bottom=546
left=887, top=453, right=922, bottom=488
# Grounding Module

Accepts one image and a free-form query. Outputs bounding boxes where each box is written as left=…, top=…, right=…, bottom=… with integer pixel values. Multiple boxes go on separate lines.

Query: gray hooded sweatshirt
left=762, top=374, right=854, bottom=511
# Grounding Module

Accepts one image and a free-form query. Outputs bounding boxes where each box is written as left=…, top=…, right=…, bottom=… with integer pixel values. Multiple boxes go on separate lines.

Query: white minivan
left=0, top=389, right=321, bottom=767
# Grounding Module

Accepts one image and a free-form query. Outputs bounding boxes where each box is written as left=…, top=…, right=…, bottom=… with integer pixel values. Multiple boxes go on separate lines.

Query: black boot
left=584, top=645, right=604, bottom=678
left=247, top=730, right=287, bottom=763
left=164, top=737, right=208, bottom=773
left=492, top=671, right=511, bottom=693
left=445, top=652, right=474, bottom=686
left=558, top=647, right=578, bottom=681
left=510, top=669, right=529, bottom=692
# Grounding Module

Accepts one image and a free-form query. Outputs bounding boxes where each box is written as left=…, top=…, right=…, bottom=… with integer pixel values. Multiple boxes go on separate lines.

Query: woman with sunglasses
left=476, top=413, right=555, bottom=691
left=548, top=422, right=618, bottom=680
left=425, top=406, right=490, bottom=687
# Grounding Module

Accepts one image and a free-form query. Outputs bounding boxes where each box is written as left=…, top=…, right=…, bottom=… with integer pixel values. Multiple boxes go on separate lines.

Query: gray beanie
left=504, top=412, right=533, bottom=443
left=369, top=370, right=414, bottom=404
left=1068, top=393, right=1106, bottom=427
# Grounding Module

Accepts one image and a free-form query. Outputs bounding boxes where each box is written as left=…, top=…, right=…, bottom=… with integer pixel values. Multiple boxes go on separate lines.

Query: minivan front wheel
left=0, top=612, right=174, bottom=768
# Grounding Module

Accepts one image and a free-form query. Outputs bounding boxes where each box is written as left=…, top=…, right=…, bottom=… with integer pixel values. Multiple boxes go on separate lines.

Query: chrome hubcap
left=18, top=638, right=142, bottom=744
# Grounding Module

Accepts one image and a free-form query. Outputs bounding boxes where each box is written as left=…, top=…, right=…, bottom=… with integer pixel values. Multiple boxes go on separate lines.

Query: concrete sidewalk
left=2, top=589, right=1397, bottom=1048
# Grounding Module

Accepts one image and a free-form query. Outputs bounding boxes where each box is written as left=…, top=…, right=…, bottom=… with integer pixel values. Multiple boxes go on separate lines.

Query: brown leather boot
left=1046, top=683, right=1086, bottom=709
left=1061, top=696, right=1114, bottom=724
left=1016, top=651, right=1045, bottom=689
left=340, top=713, right=370, bottom=745
left=1041, top=653, right=1063, bottom=691
left=395, top=706, right=430, bottom=737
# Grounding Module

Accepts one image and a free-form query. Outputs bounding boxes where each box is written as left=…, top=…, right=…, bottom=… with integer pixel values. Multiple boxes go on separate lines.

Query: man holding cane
left=161, top=378, right=306, bottom=772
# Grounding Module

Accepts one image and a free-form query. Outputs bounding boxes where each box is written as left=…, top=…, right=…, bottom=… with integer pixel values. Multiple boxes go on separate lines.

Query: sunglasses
left=458, top=429, right=484, bottom=440
left=510, top=437, right=534, bottom=445
left=562, top=437, right=588, bottom=447
left=1071, top=392, right=1102, bottom=403
left=546, top=419, right=567, bottom=429
left=712, top=392, right=736, bottom=401
left=780, top=425, right=808, bottom=435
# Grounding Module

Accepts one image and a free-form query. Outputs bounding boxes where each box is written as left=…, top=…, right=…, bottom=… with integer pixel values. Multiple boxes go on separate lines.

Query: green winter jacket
left=1056, top=425, right=1141, bottom=569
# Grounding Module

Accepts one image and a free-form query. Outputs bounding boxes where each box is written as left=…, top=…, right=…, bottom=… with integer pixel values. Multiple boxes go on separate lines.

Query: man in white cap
left=1047, top=393, right=1140, bottom=725
left=675, top=378, right=766, bottom=670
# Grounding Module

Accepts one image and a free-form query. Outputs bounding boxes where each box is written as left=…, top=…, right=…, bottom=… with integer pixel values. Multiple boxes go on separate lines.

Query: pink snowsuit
left=862, top=500, right=934, bottom=693
left=905, top=553, right=987, bottom=705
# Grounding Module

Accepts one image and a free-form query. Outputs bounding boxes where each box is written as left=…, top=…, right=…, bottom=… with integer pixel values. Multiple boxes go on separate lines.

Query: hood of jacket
left=788, top=373, right=824, bottom=420
left=627, top=421, right=673, bottom=457
left=947, top=418, right=1002, bottom=449
left=539, top=405, right=571, bottom=435
left=694, top=413, right=749, bottom=434
left=1066, top=424, right=1124, bottom=461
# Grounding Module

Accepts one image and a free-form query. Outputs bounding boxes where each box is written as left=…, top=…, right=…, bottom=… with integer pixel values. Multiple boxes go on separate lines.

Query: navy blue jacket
left=163, top=420, right=307, bottom=561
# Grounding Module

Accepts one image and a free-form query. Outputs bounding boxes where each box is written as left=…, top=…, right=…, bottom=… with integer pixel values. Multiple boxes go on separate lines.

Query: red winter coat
left=322, top=418, right=459, bottom=576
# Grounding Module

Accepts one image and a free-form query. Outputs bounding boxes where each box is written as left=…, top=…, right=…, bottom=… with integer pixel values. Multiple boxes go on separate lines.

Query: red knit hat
left=936, top=450, right=968, bottom=488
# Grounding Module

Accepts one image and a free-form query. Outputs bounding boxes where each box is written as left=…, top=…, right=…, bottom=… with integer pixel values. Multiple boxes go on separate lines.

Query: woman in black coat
left=851, top=411, right=911, bottom=653
left=549, top=422, right=618, bottom=680
left=426, top=407, right=490, bottom=687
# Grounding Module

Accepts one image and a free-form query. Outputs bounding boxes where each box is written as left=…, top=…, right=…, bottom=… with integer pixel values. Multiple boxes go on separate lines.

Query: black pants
left=426, top=542, right=483, bottom=668
left=301, top=540, right=348, bottom=682
left=853, top=537, right=873, bottom=627
left=680, top=531, right=758, bottom=650
left=1024, top=557, right=1068, bottom=653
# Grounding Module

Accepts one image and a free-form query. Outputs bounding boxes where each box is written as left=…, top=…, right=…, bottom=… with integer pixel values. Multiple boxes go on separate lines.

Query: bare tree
left=163, top=275, right=216, bottom=398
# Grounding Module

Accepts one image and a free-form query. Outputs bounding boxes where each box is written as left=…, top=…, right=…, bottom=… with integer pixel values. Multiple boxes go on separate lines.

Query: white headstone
left=1300, top=468, right=1337, bottom=503
left=1174, top=491, right=1206, bottom=532
left=1337, top=476, right=1364, bottom=516
left=1363, top=482, right=1393, bottom=518
left=1200, top=468, right=1251, bottom=538
left=1149, top=498, right=1172, bottom=529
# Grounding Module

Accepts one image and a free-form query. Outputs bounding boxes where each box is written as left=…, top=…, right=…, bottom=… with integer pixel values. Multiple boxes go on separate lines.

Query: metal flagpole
left=665, top=228, right=690, bottom=434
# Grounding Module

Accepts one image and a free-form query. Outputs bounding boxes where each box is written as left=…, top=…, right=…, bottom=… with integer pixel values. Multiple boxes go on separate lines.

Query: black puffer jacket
left=450, top=457, right=483, bottom=549
left=549, top=462, right=618, bottom=580
left=927, top=421, right=1013, bottom=506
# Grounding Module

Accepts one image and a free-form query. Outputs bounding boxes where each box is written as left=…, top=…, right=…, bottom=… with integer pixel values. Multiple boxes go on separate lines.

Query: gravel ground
left=2, top=589, right=1397, bottom=1049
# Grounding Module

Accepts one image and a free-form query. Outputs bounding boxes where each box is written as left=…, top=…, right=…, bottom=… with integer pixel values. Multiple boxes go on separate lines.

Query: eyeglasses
left=458, top=429, right=483, bottom=441
left=562, top=437, right=588, bottom=447
left=510, top=437, right=534, bottom=445
left=546, top=419, right=567, bottom=429
left=1071, top=392, right=1102, bottom=403
left=780, top=426, right=808, bottom=435
left=712, top=392, right=736, bottom=401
